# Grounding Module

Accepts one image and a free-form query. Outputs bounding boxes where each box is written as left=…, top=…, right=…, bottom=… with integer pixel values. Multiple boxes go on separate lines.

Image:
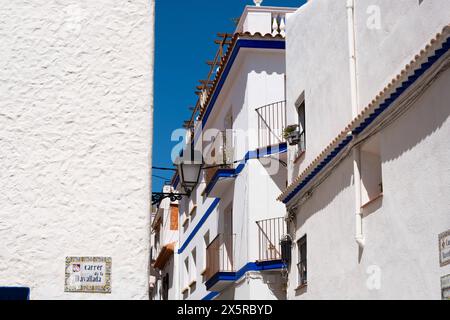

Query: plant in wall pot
left=283, top=125, right=301, bottom=146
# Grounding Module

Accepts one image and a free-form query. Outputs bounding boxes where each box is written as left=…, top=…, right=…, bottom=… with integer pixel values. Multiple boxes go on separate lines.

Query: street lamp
left=151, top=143, right=203, bottom=207
left=177, top=143, right=203, bottom=195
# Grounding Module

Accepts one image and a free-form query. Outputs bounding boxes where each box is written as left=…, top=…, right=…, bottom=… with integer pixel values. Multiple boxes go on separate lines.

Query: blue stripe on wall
left=177, top=198, right=220, bottom=254
left=202, top=291, right=220, bottom=301
left=178, top=143, right=288, bottom=254
left=204, top=143, right=288, bottom=196
left=205, top=260, right=285, bottom=291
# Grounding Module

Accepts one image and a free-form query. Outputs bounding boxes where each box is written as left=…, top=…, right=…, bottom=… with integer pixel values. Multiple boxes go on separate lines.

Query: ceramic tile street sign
left=439, top=231, right=450, bottom=267
left=65, top=257, right=112, bottom=294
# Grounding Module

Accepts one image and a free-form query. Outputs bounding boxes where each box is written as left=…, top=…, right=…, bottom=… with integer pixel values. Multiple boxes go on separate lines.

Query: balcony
left=205, top=234, right=236, bottom=291
left=256, top=217, right=286, bottom=263
left=256, top=100, right=287, bottom=149
left=153, top=242, right=176, bottom=270
left=235, top=6, right=296, bottom=37
left=203, top=131, right=235, bottom=197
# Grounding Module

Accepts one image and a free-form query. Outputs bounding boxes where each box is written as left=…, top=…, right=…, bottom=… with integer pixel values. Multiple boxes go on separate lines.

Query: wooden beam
left=217, top=33, right=233, bottom=38
left=199, top=80, right=214, bottom=85
left=214, top=40, right=232, bottom=45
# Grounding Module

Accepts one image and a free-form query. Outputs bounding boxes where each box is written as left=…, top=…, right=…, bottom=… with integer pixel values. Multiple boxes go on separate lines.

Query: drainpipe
left=346, top=0, right=365, bottom=248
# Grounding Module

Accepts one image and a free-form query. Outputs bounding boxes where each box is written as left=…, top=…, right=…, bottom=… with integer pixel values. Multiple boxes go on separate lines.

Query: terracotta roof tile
left=198, top=32, right=286, bottom=120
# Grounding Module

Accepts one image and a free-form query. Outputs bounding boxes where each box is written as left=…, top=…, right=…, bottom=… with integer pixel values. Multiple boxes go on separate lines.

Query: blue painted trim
left=178, top=143, right=287, bottom=254
left=201, top=38, right=286, bottom=129
left=202, top=291, right=220, bottom=301
left=203, top=169, right=236, bottom=196
left=282, top=35, right=450, bottom=205
left=177, top=198, right=221, bottom=254
left=205, top=272, right=236, bottom=290
left=0, top=287, right=30, bottom=300
left=205, top=260, right=285, bottom=291
left=204, top=143, right=288, bottom=196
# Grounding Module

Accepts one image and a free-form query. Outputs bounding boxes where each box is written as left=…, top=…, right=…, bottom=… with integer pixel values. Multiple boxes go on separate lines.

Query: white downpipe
left=346, top=0, right=365, bottom=248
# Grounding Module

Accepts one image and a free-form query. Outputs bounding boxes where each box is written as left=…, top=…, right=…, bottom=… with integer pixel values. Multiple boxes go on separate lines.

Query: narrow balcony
left=256, top=100, right=287, bottom=149
left=205, top=234, right=236, bottom=291
left=203, top=131, right=235, bottom=197
left=256, top=217, right=286, bottom=263
left=235, top=6, right=296, bottom=37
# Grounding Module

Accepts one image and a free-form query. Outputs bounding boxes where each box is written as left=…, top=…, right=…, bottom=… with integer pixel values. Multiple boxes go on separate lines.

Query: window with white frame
left=189, top=190, right=197, bottom=221
left=190, top=248, right=197, bottom=289
left=297, top=235, right=307, bottom=287
left=202, top=231, right=210, bottom=276
left=183, top=257, right=189, bottom=294
left=296, top=95, right=306, bottom=153
left=182, top=198, right=190, bottom=233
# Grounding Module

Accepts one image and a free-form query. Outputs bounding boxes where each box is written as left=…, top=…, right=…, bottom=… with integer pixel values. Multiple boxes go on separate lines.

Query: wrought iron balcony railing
left=256, top=100, right=287, bottom=148
left=205, top=234, right=236, bottom=281
left=256, top=217, right=287, bottom=262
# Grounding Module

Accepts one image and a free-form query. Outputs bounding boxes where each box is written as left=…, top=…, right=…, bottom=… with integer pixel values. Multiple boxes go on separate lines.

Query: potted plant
left=283, top=125, right=301, bottom=146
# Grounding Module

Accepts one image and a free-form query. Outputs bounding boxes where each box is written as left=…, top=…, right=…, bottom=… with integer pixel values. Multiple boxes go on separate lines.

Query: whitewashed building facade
left=171, top=5, right=298, bottom=300
left=150, top=185, right=180, bottom=300
left=279, top=0, right=450, bottom=299
left=0, top=1, right=154, bottom=299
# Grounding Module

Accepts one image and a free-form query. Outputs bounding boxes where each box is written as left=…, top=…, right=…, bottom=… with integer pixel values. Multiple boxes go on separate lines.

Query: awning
left=153, top=243, right=176, bottom=270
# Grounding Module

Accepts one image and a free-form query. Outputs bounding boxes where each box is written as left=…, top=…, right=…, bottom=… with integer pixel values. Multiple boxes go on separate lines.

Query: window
left=297, top=235, right=307, bottom=287
left=182, top=198, right=190, bottom=233
left=202, top=231, right=210, bottom=277
left=155, top=229, right=160, bottom=256
left=360, top=135, right=383, bottom=207
left=189, top=191, right=197, bottom=221
left=162, top=274, right=169, bottom=300
left=190, top=248, right=197, bottom=292
left=296, top=97, right=306, bottom=152
left=183, top=257, right=189, bottom=294
left=191, top=248, right=197, bottom=281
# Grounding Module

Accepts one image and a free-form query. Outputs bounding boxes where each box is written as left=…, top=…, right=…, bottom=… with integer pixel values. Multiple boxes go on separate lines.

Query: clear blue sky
left=153, top=0, right=306, bottom=192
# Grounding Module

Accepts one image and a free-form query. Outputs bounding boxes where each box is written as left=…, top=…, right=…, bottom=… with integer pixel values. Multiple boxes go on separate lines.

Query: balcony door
left=222, top=204, right=233, bottom=272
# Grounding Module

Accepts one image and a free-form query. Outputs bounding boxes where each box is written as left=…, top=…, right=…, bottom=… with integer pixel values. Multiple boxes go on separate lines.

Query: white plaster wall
left=287, top=68, right=450, bottom=299
left=0, top=0, right=154, bottom=300
left=354, top=0, right=450, bottom=109
left=286, top=0, right=353, bottom=182
left=245, top=49, right=286, bottom=150
left=285, top=0, right=450, bottom=300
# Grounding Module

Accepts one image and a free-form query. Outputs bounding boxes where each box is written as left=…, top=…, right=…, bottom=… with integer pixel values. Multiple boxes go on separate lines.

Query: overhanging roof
left=153, top=242, right=176, bottom=270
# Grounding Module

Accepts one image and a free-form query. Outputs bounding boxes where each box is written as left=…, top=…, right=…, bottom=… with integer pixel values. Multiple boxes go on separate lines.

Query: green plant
left=283, top=125, right=299, bottom=139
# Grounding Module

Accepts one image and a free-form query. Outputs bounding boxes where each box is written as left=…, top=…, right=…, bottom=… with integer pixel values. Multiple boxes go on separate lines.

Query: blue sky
left=153, top=0, right=305, bottom=192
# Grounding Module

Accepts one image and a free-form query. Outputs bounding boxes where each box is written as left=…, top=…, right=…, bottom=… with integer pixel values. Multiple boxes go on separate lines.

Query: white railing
left=235, top=7, right=295, bottom=38
left=271, top=14, right=286, bottom=37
